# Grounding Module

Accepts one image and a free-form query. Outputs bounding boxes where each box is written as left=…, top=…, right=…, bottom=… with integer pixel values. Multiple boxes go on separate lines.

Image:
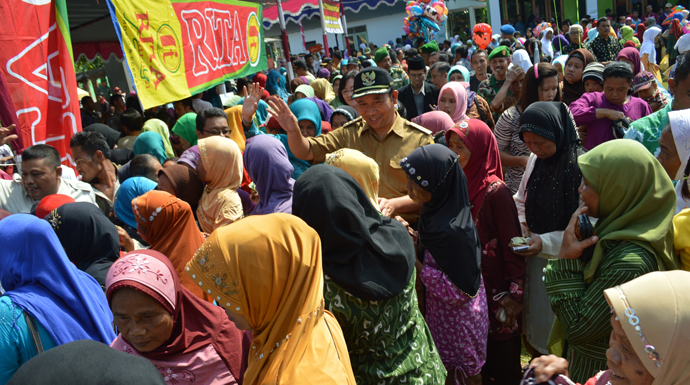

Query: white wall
left=280, top=12, right=408, bottom=55
left=345, top=12, right=409, bottom=47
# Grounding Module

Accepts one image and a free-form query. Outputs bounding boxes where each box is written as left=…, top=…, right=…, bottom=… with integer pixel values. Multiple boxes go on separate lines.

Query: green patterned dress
left=324, top=273, right=447, bottom=384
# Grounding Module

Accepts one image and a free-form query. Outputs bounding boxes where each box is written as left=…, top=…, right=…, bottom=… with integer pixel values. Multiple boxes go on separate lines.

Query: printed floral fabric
left=586, top=36, right=621, bottom=62
left=324, top=273, right=447, bottom=384
left=421, top=250, right=489, bottom=381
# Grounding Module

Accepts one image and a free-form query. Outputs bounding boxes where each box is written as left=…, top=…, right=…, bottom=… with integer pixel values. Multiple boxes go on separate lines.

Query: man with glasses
left=267, top=67, right=433, bottom=223
left=397, top=56, right=439, bottom=120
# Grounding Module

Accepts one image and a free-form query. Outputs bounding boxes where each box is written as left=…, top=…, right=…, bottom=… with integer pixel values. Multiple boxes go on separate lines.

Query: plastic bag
left=660, top=53, right=670, bottom=72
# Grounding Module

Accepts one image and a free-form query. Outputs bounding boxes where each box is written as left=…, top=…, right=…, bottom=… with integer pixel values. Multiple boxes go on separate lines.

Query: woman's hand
left=378, top=197, right=397, bottom=217
left=242, top=82, right=263, bottom=124
left=605, top=109, right=626, bottom=121
left=529, top=355, right=569, bottom=383
left=559, top=205, right=598, bottom=260
left=0, top=124, right=18, bottom=145
left=519, top=155, right=529, bottom=170
left=395, top=215, right=417, bottom=243
left=577, top=125, right=588, bottom=146
left=497, top=296, right=523, bottom=327
left=267, top=97, right=300, bottom=134
left=116, top=226, right=135, bottom=252
left=250, top=189, right=260, bottom=204
left=514, top=234, right=543, bottom=257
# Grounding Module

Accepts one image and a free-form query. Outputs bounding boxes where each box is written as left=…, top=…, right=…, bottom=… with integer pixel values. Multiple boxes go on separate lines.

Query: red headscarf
left=35, top=194, right=75, bottom=219
left=635, top=24, right=646, bottom=42
left=320, top=121, right=333, bottom=134
left=671, top=19, right=683, bottom=39
left=252, top=73, right=267, bottom=88
left=446, top=119, right=503, bottom=218
left=106, top=249, right=248, bottom=382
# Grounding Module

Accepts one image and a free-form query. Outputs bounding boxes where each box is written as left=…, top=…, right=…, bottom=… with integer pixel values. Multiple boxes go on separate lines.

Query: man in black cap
left=266, top=67, right=432, bottom=223
left=294, top=59, right=315, bottom=81
left=346, top=57, right=361, bottom=73
left=397, top=56, right=439, bottom=120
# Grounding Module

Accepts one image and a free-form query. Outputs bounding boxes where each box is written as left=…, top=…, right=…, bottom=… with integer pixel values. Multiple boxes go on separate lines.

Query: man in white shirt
left=0, top=144, right=97, bottom=213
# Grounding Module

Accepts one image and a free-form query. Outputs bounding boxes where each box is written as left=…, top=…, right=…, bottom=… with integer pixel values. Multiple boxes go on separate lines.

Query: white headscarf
left=512, top=49, right=533, bottom=71
left=676, top=34, right=690, bottom=54
left=640, top=26, right=662, bottom=64
left=670, top=110, right=690, bottom=213
left=540, top=28, right=554, bottom=58
left=551, top=55, right=569, bottom=76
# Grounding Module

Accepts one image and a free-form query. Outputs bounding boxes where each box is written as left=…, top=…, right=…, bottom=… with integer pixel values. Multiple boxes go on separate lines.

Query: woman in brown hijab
left=562, top=49, right=596, bottom=104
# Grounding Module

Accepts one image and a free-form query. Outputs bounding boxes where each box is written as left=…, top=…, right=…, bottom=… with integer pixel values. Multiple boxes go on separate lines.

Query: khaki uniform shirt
left=0, top=175, right=98, bottom=214
left=308, top=113, right=432, bottom=222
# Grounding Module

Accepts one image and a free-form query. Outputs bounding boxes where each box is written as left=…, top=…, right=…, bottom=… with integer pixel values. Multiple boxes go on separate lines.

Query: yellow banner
left=109, top=0, right=190, bottom=109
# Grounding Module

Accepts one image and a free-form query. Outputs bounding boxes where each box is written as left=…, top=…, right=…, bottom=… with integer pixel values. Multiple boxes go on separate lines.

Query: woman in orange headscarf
left=186, top=213, right=356, bottom=385
left=196, top=136, right=244, bottom=233
left=133, top=190, right=210, bottom=302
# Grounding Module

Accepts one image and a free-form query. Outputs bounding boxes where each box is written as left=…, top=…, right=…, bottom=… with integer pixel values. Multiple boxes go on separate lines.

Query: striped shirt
left=544, top=240, right=658, bottom=383
left=494, top=107, right=530, bottom=194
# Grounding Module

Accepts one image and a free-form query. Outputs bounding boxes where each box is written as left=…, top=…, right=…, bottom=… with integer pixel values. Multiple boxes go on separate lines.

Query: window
left=347, top=25, right=368, bottom=50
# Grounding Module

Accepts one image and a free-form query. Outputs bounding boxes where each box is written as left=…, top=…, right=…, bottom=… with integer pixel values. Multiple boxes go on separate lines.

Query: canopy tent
left=262, top=0, right=398, bottom=29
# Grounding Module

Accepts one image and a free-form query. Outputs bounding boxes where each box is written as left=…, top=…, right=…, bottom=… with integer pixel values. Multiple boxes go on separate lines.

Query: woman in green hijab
left=544, top=139, right=679, bottom=383
left=171, top=112, right=198, bottom=147
left=619, top=25, right=641, bottom=48
left=142, top=119, right=175, bottom=159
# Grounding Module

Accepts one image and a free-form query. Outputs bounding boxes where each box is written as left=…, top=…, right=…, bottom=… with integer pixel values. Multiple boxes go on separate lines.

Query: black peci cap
left=352, top=67, right=393, bottom=99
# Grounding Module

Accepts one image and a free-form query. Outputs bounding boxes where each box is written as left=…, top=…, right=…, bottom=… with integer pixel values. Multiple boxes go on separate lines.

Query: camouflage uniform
left=390, top=65, right=410, bottom=90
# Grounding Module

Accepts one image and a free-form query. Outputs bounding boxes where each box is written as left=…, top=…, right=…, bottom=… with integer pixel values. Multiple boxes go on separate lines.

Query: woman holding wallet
left=512, top=102, right=586, bottom=357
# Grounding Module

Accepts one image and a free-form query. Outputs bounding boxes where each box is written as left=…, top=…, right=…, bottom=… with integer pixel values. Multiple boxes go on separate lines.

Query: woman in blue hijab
left=0, top=214, right=116, bottom=382
left=114, top=176, right=158, bottom=229
left=265, top=69, right=289, bottom=102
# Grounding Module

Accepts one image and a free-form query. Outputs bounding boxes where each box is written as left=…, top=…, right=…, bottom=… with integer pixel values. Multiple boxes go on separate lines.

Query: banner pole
left=276, top=0, right=295, bottom=81
left=340, top=0, right=351, bottom=57
left=318, top=0, right=330, bottom=57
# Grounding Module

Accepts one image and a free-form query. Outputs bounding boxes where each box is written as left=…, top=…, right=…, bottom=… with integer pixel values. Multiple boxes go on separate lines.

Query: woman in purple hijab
left=307, top=97, right=334, bottom=122
left=616, top=47, right=642, bottom=75
left=243, top=135, right=295, bottom=215
left=552, top=35, right=569, bottom=55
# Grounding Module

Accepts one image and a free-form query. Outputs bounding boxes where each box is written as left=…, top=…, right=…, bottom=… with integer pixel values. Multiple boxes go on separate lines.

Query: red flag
left=0, top=0, right=81, bottom=168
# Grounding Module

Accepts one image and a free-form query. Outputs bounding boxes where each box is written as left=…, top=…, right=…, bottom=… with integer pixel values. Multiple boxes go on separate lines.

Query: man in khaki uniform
left=268, top=67, right=433, bottom=222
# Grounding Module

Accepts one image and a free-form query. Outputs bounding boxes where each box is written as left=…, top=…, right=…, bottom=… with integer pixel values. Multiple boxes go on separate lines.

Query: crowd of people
left=1, top=7, right=690, bottom=384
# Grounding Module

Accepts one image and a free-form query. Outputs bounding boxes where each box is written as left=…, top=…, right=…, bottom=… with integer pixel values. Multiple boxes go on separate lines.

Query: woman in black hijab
left=400, top=144, right=488, bottom=385
left=513, top=101, right=586, bottom=356
left=7, top=340, right=166, bottom=385
left=44, top=202, right=120, bottom=290
left=292, top=164, right=446, bottom=384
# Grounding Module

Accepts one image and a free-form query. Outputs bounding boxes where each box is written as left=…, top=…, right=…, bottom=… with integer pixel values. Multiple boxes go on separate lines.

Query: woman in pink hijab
left=437, top=82, right=469, bottom=124
left=411, top=111, right=456, bottom=143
